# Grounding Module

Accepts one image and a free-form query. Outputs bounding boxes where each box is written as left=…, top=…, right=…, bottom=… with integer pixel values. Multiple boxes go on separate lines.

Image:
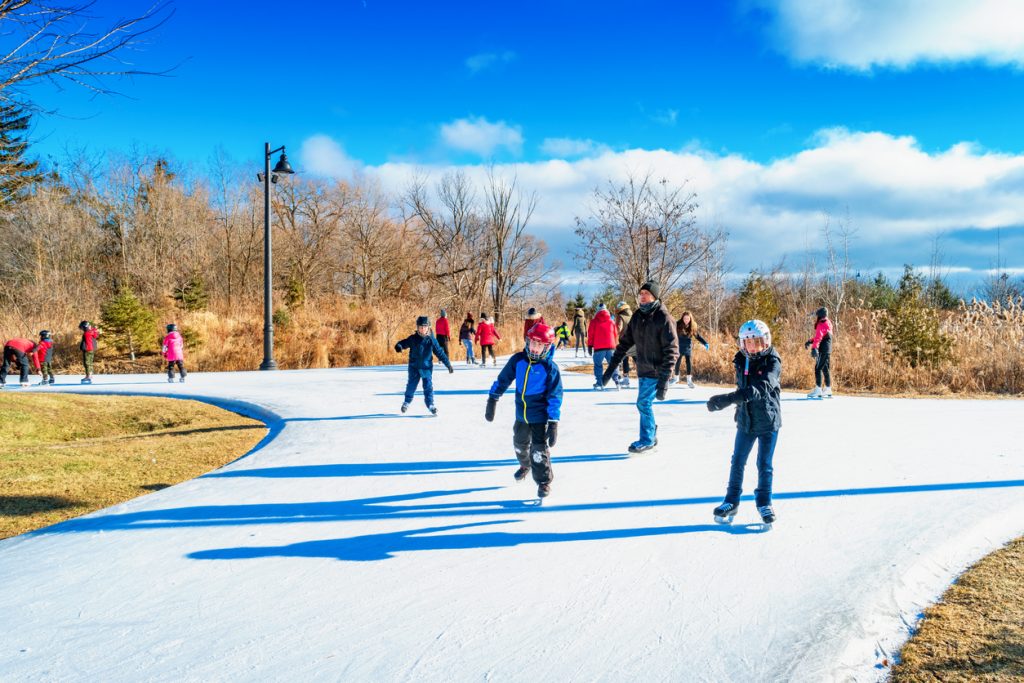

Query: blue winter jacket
left=396, top=332, right=452, bottom=377
left=731, top=348, right=783, bottom=435
left=489, top=351, right=563, bottom=424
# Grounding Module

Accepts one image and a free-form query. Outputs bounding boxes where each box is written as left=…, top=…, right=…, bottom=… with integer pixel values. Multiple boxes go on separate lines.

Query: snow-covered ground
left=1, top=348, right=1022, bottom=682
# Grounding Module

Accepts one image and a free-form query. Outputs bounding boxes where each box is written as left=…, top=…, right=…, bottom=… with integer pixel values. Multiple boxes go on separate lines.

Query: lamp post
left=644, top=227, right=667, bottom=282
left=258, top=142, right=295, bottom=370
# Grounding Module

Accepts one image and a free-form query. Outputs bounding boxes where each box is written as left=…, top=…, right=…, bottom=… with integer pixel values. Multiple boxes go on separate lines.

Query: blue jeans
left=404, top=368, right=434, bottom=406
left=725, top=429, right=778, bottom=507
left=636, top=377, right=658, bottom=445
left=592, top=349, right=620, bottom=385
left=462, top=338, right=475, bottom=364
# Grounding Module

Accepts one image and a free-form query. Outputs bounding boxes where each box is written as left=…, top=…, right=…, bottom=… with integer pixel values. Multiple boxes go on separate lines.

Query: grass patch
left=891, top=536, right=1024, bottom=681
left=0, top=393, right=267, bottom=539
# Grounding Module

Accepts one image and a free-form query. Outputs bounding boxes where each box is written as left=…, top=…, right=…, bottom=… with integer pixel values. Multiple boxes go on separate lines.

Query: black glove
left=448, top=366, right=454, bottom=374
left=810, top=347, right=819, bottom=359
left=485, top=397, right=497, bottom=422
left=587, top=346, right=593, bottom=355
left=546, top=421, right=558, bottom=447
left=656, top=378, right=668, bottom=401
left=706, top=392, right=737, bottom=412
left=804, top=340, right=812, bottom=349
left=394, top=343, right=402, bottom=353
left=600, top=367, right=615, bottom=387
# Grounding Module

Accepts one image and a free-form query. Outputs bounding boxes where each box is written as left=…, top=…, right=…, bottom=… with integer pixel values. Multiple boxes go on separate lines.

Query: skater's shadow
left=188, top=519, right=767, bottom=562
left=595, top=399, right=707, bottom=406
left=285, top=413, right=435, bottom=422
left=205, top=452, right=628, bottom=479
left=376, top=388, right=602, bottom=397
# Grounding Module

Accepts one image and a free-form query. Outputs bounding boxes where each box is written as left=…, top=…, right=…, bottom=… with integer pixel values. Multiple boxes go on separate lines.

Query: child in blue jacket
left=395, top=315, right=453, bottom=415
left=485, top=323, right=563, bottom=498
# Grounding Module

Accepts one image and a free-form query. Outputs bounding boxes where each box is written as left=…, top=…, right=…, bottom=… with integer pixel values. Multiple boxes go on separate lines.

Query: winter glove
left=485, top=397, right=498, bottom=422
left=810, top=347, right=819, bottom=359
left=600, top=366, right=616, bottom=387
left=804, top=340, right=812, bottom=349
left=656, top=377, right=669, bottom=401
left=707, top=392, right=737, bottom=412
left=546, top=420, right=558, bottom=447
left=394, top=343, right=402, bottom=353
left=587, top=346, right=593, bottom=355
left=448, top=366, right=454, bottom=374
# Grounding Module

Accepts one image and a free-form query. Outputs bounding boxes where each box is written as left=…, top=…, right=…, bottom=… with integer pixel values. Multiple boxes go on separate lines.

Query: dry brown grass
left=6, top=296, right=1022, bottom=395
left=890, top=536, right=1024, bottom=681
left=0, top=393, right=267, bottom=539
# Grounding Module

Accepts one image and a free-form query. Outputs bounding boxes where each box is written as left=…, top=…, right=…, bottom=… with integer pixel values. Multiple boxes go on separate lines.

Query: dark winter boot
left=537, top=483, right=551, bottom=498
left=400, top=402, right=409, bottom=413
left=514, top=466, right=529, bottom=481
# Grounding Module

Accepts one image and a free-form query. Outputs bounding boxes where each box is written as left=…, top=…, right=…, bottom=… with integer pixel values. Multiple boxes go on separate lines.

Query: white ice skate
left=686, top=375, right=695, bottom=389
left=822, top=386, right=833, bottom=398
left=807, top=386, right=822, bottom=399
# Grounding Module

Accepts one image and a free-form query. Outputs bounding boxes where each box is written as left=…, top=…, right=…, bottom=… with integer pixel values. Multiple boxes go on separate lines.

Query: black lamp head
left=272, top=152, right=295, bottom=175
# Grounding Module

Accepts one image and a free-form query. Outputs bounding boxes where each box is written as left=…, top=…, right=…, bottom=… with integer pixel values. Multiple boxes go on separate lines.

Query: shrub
left=99, top=287, right=157, bottom=360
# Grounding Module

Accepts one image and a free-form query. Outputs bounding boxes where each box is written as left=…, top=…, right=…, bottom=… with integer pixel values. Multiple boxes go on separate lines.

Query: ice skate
left=592, top=382, right=603, bottom=391
left=400, top=402, right=409, bottom=413
left=686, top=375, right=695, bottom=389
left=20, top=382, right=30, bottom=388
left=37, top=379, right=49, bottom=386
left=620, top=377, right=630, bottom=389
left=822, top=386, right=832, bottom=398
left=627, top=438, right=657, bottom=454
left=713, top=502, right=739, bottom=524
left=513, top=466, right=529, bottom=481
left=758, top=505, right=776, bottom=530
left=179, top=377, right=186, bottom=383
left=48, top=378, right=55, bottom=385
left=81, top=377, right=92, bottom=385
left=668, top=375, right=678, bottom=385
left=168, top=377, right=175, bottom=383
left=807, top=386, right=822, bottom=399
left=428, top=405, right=438, bottom=416
left=537, top=483, right=551, bottom=498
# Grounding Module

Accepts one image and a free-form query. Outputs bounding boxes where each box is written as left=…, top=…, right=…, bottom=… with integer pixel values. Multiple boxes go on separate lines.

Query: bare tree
left=574, top=171, right=713, bottom=295
left=483, top=169, right=556, bottom=323
left=0, top=0, right=174, bottom=109
left=688, top=225, right=730, bottom=334
left=818, top=210, right=856, bottom=334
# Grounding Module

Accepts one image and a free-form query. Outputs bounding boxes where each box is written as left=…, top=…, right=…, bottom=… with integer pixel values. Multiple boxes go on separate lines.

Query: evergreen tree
left=173, top=274, right=209, bottom=312
left=866, top=272, right=897, bottom=310
left=733, top=271, right=779, bottom=331
left=565, top=291, right=587, bottom=319
left=100, top=286, right=156, bottom=361
left=878, top=266, right=951, bottom=368
left=0, top=103, right=42, bottom=205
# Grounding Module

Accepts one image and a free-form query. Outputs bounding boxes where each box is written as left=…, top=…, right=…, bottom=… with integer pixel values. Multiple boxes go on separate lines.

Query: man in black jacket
left=601, top=281, right=679, bottom=453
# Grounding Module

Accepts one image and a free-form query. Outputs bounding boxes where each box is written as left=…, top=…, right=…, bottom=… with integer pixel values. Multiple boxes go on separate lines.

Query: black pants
left=167, top=360, right=187, bottom=380
left=481, top=344, right=496, bottom=363
left=512, top=421, right=552, bottom=484
left=814, top=351, right=831, bottom=387
left=674, top=350, right=692, bottom=376
left=1, top=347, right=29, bottom=384
left=437, top=336, right=449, bottom=361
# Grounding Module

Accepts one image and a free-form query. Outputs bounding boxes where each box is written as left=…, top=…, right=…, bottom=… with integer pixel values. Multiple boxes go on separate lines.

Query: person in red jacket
left=587, top=304, right=620, bottom=390
left=33, top=330, right=55, bottom=385
left=476, top=313, right=501, bottom=367
left=522, top=307, right=545, bottom=341
left=435, top=309, right=451, bottom=362
left=78, top=320, right=101, bottom=384
left=1, top=337, right=36, bottom=387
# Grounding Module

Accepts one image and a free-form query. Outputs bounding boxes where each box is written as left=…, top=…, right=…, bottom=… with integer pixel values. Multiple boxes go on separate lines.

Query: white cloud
left=753, top=0, right=1024, bottom=70
left=539, top=137, right=608, bottom=158
left=439, top=116, right=523, bottom=157
left=465, top=50, right=516, bottom=74
left=299, top=134, right=360, bottom=179
left=304, top=129, right=1024, bottom=276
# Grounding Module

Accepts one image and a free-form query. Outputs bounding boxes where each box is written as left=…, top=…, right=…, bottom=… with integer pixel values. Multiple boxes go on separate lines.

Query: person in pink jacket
left=162, top=323, right=187, bottom=383
left=476, top=313, right=501, bottom=367
left=804, top=307, right=833, bottom=398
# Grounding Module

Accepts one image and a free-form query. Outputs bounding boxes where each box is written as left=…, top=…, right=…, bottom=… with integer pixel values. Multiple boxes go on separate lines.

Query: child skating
left=162, top=323, right=187, bottom=383
left=34, top=330, right=55, bottom=385
left=78, top=320, right=100, bottom=384
left=706, top=319, right=782, bottom=530
left=484, top=323, right=563, bottom=498
left=805, top=307, right=834, bottom=398
left=395, top=315, right=453, bottom=415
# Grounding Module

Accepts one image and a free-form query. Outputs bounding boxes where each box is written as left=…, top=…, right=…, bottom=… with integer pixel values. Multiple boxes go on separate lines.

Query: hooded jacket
left=809, top=318, right=833, bottom=354
left=396, top=332, right=452, bottom=376
left=489, top=351, right=563, bottom=424
left=730, top=347, right=783, bottom=435
left=476, top=319, right=500, bottom=346
left=162, top=331, right=185, bottom=361
left=609, top=301, right=679, bottom=380
left=586, top=309, right=619, bottom=351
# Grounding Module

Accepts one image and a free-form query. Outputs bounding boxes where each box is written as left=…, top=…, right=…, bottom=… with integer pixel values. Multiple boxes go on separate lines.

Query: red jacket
left=810, top=318, right=833, bottom=349
left=477, top=320, right=500, bottom=346
left=586, top=310, right=619, bottom=350
left=81, top=328, right=100, bottom=352
left=523, top=315, right=546, bottom=339
left=5, top=337, right=35, bottom=354
left=436, top=317, right=451, bottom=338
left=32, top=339, right=53, bottom=369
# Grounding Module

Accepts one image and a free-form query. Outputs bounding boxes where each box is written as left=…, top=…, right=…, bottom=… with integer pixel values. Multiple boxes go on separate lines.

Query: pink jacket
left=162, top=331, right=185, bottom=361
left=810, top=318, right=833, bottom=349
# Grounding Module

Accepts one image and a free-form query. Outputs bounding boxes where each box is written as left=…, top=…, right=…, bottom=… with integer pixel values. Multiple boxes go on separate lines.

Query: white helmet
left=738, top=319, right=772, bottom=358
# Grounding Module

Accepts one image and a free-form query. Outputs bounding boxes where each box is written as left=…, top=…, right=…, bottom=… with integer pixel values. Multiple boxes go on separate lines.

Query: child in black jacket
left=395, top=315, right=453, bottom=415
left=706, top=319, right=782, bottom=529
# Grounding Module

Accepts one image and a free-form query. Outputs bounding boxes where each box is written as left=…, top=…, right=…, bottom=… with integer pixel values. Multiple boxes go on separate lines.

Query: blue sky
left=24, top=0, right=1024, bottom=292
